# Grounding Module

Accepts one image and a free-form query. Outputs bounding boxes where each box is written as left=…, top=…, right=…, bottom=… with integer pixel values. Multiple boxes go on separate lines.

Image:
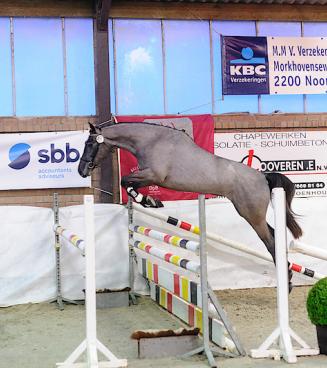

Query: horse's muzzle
left=78, top=160, right=92, bottom=178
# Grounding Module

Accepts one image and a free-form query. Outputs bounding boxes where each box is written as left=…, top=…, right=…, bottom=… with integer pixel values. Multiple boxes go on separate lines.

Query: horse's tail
left=264, top=172, right=302, bottom=239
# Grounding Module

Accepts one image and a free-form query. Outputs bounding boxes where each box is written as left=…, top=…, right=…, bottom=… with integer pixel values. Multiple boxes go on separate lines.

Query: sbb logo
left=8, top=142, right=80, bottom=170
left=38, top=143, right=80, bottom=163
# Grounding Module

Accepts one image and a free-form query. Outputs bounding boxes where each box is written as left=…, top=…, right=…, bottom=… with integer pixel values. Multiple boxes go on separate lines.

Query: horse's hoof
left=143, top=195, right=164, bottom=208
left=155, top=199, right=164, bottom=208
left=288, top=263, right=293, bottom=293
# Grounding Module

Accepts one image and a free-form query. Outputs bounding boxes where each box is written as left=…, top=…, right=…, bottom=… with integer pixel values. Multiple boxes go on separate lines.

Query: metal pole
left=53, top=193, right=64, bottom=310
left=51, top=193, right=78, bottom=310
left=128, top=197, right=137, bottom=304
left=199, top=195, right=217, bottom=368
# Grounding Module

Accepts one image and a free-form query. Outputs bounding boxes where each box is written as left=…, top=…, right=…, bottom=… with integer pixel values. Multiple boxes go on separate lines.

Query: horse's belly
left=163, top=172, right=227, bottom=196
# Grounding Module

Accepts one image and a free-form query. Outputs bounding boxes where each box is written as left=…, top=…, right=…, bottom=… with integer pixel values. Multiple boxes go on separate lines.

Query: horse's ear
left=89, top=122, right=96, bottom=134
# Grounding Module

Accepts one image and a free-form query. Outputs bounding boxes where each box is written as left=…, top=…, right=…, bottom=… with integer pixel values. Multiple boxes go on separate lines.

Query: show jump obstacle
left=129, top=195, right=246, bottom=368
left=56, top=195, right=127, bottom=368
left=131, top=189, right=322, bottom=364
left=250, top=188, right=319, bottom=362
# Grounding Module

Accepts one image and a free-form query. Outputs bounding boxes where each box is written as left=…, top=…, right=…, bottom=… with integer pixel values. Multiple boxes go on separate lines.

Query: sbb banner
left=214, top=130, right=327, bottom=197
left=2, top=131, right=90, bottom=190
left=118, top=115, right=214, bottom=203
left=222, top=35, right=327, bottom=95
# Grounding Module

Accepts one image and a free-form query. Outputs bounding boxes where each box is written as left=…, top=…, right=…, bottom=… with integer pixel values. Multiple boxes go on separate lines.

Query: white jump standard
left=250, top=188, right=319, bottom=363
left=56, top=195, right=127, bottom=368
left=51, top=193, right=81, bottom=310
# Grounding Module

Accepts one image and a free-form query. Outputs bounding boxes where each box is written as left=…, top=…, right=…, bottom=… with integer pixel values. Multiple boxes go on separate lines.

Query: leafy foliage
left=306, top=277, right=327, bottom=326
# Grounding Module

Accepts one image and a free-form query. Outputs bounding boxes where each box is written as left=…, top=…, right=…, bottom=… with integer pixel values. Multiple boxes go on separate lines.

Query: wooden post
left=94, top=0, right=120, bottom=203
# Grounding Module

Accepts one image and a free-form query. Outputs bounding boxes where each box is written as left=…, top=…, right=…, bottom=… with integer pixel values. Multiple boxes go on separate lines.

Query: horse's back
left=136, top=126, right=270, bottom=203
left=150, top=132, right=263, bottom=197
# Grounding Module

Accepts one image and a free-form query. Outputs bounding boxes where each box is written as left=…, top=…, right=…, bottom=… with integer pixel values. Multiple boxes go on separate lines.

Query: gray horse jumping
left=78, top=120, right=302, bottom=289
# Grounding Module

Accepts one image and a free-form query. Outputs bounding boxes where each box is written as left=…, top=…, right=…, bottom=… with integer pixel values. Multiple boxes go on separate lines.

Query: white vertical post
left=273, top=188, right=296, bottom=363
left=57, top=195, right=128, bottom=368
left=84, top=195, right=98, bottom=367
left=250, top=188, right=319, bottom=362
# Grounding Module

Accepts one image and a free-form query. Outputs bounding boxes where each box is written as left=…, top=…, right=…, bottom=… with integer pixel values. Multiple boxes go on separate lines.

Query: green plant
left=306, top=277, right=327, bottom=326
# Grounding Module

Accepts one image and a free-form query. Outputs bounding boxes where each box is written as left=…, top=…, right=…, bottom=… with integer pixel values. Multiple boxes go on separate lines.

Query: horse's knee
left=121, top=176, right=129, bottom=188
left=121, top=177, right=140, bottom=190
left=252, top=222, right=276, bottom=262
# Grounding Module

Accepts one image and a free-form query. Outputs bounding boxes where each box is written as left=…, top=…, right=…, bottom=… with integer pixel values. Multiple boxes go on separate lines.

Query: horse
left=78, top=120, right=302, bottom=290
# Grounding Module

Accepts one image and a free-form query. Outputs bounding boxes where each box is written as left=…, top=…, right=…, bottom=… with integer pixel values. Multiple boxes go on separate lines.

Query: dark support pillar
left=94, top=0, right=119, bottom=203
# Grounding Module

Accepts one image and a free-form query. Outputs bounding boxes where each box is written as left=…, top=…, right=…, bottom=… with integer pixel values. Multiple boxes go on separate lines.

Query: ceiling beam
left=109, top=2, right=327, bottom=22
left=0, top=1, right=326, bottom=22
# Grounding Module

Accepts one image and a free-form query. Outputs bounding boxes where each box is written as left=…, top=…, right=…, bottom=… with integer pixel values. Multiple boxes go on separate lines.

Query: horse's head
left=78, top=123, right=109, bottom=178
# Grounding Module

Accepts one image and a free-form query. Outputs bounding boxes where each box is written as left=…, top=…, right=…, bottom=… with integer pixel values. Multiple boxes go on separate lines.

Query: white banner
left=2, top=131, right=91, bottom=190
left=268, top=37, right=327, bottom=95
left=214, top=130, right=327, bottom=197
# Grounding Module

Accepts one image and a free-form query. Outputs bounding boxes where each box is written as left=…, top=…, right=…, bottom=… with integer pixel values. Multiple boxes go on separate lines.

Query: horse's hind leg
left=121, top=169, right=164, bottom=208
left=250, top=221, right=293, bottom=292
left=231, top=186, right=293, bottom=292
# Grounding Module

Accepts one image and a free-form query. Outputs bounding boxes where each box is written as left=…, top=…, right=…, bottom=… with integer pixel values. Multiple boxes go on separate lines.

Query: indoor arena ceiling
left=127, top=0, right=327, bottom=5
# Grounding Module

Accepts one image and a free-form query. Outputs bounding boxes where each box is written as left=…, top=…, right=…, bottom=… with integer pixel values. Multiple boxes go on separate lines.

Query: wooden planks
left=1, top=0, right=327, bottom=22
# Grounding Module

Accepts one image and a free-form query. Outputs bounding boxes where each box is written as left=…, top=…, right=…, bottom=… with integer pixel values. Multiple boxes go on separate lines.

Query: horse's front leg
left=121, top=169, right=164, bottom=208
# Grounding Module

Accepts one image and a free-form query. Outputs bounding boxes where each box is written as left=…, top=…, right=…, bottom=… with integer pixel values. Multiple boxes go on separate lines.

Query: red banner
left=117, top=114, right=214, bottom=203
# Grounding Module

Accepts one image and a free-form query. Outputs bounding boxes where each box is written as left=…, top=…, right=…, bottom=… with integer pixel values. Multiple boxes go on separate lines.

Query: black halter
left=95, top=117, right=116, bottom=130
left=80, top=118, right=116, bottom=169
left=80, top=137, right=99, bottom=170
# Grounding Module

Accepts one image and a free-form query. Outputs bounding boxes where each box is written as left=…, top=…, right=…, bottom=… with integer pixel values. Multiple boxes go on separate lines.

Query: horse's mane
left=99, top=120, right=192, bottom=139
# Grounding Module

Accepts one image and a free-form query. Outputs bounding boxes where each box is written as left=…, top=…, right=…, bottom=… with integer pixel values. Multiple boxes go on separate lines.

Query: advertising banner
left=222, top=36, right=327, bottom=95
left=214, top=130, right=327, bottom=197
left=118, top=115, right=214, bottom=203
left=222, top=36, right=269, bottom=95
left=1, top=131, right=90, bottom=190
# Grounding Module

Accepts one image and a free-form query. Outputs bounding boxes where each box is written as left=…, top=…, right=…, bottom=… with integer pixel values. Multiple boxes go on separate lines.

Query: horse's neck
left=103, top=124, right=151, bottom=155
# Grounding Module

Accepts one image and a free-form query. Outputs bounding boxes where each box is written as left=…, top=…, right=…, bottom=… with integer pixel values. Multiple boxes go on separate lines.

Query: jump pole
left=133, top=203, right=272, bottom=263
left=250, top=188, right=319, bottom=363
left=57, top=195, right=127, bottom=368
left=133, top=203, right=325, bottom=281
left=290, top=240, right=327, bottom=262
